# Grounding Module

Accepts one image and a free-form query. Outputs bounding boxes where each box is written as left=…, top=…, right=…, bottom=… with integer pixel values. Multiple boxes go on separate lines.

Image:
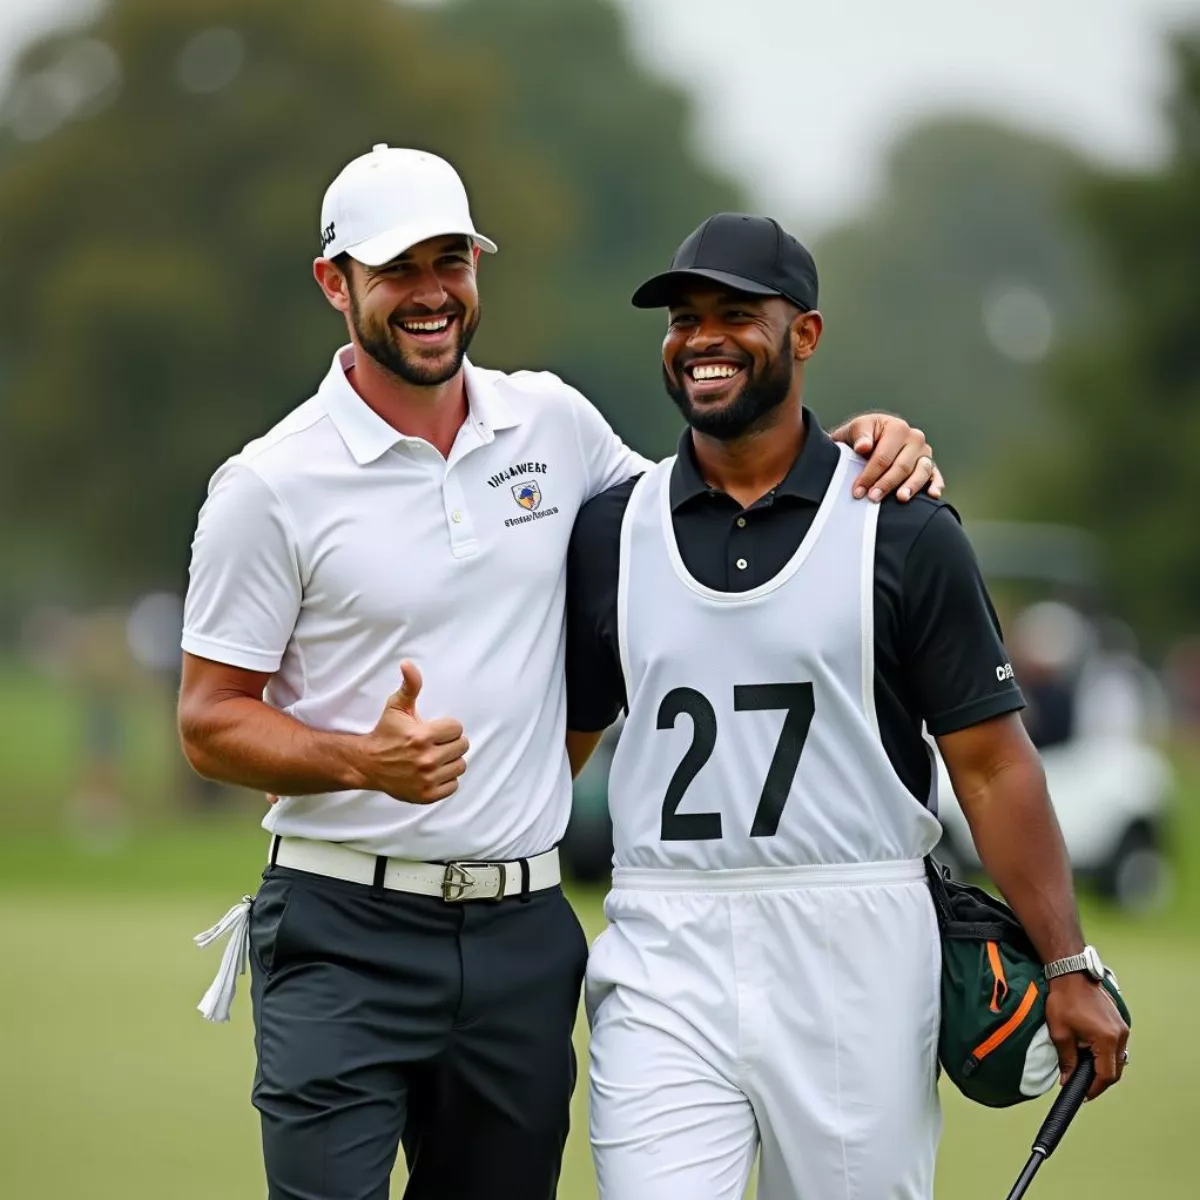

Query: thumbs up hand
left=361, top=661, right=469, bottom=804
left=388, top=660, right=425, bottom=720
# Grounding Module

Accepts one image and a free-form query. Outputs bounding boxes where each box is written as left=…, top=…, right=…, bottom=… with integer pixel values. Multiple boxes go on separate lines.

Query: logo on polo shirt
left=496, top=464, right=559, bottom=529
left=488, top=460, right=547, bottom=489
left=512, top=480, right=542, bottom=510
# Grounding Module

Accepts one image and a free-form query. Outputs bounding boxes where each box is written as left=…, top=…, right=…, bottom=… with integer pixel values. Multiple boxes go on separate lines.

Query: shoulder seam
left=500, top=368, right=567, bottom=390
left=236, top=403, right=331, bottom=466
left=568, top=384, right=590, bottom=484
left=889, top=500, right=952, bottom=656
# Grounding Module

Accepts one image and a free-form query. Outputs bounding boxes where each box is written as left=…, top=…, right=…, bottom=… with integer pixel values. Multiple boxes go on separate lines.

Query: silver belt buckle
left=442, top=861, right=507, bottom=903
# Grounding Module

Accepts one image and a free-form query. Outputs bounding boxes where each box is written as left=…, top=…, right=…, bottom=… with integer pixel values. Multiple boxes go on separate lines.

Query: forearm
left=567, top=729, right=605, bottom=778
left=179, top=695, right=367, bottom=795
left=956, top=756, right=1085, bottom=964
left=952, top=741, right=1130, bottom=1099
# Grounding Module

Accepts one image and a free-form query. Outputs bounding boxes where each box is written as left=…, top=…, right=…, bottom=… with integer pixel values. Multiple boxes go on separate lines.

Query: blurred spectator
left=126, top=591, right=227, bottom=809
left=1075, top=616, right=1171, bottom=743
left=1011, top=601, right=1171, bottom=749
left=59, top=607, right=136, bottom=849
left=125, top=591, right=184, bottom=676
left=1164, top=636, right=1200, bottom=742
left=1010, top=600, right=1091, bottom=749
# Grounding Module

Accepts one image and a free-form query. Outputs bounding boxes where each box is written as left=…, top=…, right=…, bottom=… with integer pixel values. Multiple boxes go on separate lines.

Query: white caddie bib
left=606, top=444, right=944, bottom=871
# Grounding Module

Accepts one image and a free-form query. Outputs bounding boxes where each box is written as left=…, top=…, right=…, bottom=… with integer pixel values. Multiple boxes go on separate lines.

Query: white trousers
left=585, top=860, right=942, bottom=1200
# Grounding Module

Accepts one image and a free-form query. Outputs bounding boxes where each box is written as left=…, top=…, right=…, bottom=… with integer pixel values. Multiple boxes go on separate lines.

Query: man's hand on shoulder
left=829, top=412, right=944, bottom=503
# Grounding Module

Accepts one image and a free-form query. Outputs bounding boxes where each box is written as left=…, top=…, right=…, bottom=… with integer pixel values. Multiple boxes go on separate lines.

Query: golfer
left=180, top=148, right=942, bottom=1200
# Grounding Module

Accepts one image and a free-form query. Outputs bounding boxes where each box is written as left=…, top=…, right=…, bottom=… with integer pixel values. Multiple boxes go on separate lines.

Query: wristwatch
left=1043, top=944, right=1118, bottom=987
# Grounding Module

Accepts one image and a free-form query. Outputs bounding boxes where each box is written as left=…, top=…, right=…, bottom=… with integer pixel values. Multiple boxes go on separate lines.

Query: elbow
left=940, top=715, right=1046, bottom=809
left=964, top=752, right=1037, bottom=797
left=955, top=754, right=1048, bottom=827
left=180, top=738, right=218, bottom=781
left=176, top=701, right=221, bottom=781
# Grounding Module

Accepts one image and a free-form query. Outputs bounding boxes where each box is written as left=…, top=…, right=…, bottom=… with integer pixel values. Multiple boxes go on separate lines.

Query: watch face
left=1084, top=946, right=1105, bottom=980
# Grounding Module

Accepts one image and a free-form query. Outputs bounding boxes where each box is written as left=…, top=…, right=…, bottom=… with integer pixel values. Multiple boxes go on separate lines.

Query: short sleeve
left=565, top=480, right=635, bottom=732
left=181, top=462, right=303, bottom=672
left=900, top=506, right=1026, bottom=735
left=568, top=388, right=654, bottom=500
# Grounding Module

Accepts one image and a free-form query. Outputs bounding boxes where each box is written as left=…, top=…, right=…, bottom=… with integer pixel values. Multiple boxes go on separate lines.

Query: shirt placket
left=730, top=509, right=753, bottom=584
left=729, top=492, right=775, bottom=588
left=439, top=415, right=491, bottom=559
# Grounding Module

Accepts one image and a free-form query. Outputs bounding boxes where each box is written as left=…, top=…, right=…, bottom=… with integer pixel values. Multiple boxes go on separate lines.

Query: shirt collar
left=321, top=346, right=521, bottom=466
left=669, top=407, right=840, bottom=510
left=462, top=358, right=521, bottom=440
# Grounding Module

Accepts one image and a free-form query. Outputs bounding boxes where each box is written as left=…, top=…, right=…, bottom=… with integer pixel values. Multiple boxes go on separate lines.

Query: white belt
left=191, top=838, right=561, bottom=1026
left=271, top=836, right=562, bottom=902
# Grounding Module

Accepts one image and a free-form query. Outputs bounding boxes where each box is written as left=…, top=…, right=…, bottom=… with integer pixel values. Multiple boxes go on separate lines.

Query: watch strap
left=1044, top=951, right=1091, bottom=980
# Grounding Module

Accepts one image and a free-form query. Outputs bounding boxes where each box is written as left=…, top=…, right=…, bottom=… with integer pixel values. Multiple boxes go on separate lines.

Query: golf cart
left=931, top=522, right=1175, bottom=912
left=561, top=522, right=1176, bottom=912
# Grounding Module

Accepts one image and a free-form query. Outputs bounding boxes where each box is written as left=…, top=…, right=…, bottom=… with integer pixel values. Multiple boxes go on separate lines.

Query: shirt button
left=736, top=517, right=747, bottom=528
left=736, top=558, right=748, bottom=570
left=451, top=510, right=463, bottom=524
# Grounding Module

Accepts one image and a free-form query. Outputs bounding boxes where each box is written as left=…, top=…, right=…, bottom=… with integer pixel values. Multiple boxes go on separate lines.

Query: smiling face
left=338, top=234, right=481, bottom=387
left=660, top=283, right=822, bottom=440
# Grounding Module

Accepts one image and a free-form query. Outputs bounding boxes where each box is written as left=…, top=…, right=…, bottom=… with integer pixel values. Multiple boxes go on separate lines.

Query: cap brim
left=343, top=221, right=498, bottom=266
left=630, top=267, right=782, bottom=309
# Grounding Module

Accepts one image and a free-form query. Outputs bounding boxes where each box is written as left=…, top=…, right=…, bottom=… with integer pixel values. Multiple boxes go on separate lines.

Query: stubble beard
left=349, top=289, right=481, bottom=387
left=663, top=331, right=795, bottom=441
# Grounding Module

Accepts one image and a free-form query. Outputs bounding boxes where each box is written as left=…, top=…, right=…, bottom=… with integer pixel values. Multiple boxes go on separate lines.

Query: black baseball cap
left=631, top=213, right=819, bottom=311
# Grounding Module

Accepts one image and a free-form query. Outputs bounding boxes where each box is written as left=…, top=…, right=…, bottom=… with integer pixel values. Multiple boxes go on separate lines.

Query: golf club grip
left=1032, top=1049, right=1095, bottom=1158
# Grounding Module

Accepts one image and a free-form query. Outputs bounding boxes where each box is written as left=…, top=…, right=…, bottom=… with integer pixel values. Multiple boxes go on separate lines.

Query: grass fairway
left=1, top=817, right=1197, bottom=1198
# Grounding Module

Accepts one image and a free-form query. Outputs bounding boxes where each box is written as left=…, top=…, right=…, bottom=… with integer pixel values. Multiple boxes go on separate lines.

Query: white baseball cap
left=318, top=144, right=497, bottom=266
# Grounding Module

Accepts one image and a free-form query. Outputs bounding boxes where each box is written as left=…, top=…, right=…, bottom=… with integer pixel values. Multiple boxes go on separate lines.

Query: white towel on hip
left=193, top=895, right=252, bottom=1023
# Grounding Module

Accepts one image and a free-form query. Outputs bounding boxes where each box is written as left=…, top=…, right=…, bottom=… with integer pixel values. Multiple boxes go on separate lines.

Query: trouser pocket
left=248, top=876, right=295, bottom=978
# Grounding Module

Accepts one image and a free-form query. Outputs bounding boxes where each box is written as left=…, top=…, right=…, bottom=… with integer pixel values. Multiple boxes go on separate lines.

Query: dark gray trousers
left=248, top=862, right=589, bottom=1200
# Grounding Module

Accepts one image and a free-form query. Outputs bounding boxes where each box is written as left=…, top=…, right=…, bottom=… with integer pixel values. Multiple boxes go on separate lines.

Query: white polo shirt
left=182, top=346, right=649, bottom=861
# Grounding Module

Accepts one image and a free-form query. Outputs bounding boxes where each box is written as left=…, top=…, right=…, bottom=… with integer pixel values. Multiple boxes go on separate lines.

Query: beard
left=663, top=331, right=795, bottom=440
left=349, top=289, right=480, bottom=387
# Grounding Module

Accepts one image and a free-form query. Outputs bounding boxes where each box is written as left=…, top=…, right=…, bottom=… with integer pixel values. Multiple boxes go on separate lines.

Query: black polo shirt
left=565, top=411, right=1026, bottom=802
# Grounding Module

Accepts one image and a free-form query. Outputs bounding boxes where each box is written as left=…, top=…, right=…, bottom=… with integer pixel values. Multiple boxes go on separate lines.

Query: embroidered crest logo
left=512, top=481, right=542, bottom=511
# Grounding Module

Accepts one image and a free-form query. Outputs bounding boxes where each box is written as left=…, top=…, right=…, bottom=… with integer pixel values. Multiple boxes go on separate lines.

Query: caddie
left=565, top=212, right=1131, bottom=1200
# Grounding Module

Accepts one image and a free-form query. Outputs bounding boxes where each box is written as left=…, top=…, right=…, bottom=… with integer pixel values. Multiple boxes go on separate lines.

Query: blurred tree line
left=0, top=0, right=738, bottom=606
left=1018, top=30, right=1200, bottom=648
left=808, top=119, right=1105, bottom=489
left=0, top=0, right=1196, bottom=655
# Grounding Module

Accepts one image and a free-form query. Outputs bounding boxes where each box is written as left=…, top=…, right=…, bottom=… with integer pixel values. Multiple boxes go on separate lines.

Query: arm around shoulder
left=567, top=383, right=655, bottom=498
